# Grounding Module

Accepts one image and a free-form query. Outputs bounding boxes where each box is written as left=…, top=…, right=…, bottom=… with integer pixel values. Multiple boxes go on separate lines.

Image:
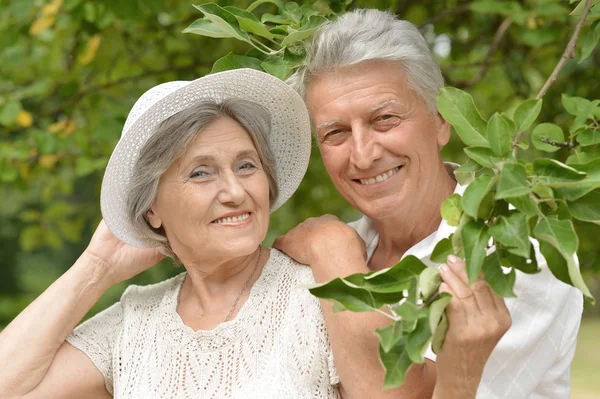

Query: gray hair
left=126, top=99, right=278, bottom=262
left=288, top=9, right=443, bottom=114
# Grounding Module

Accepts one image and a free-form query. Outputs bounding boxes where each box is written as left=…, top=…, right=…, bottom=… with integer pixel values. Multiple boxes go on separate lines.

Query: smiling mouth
left=212, top=212, right=251, bottom=224
left=356, top=166, right=401, bottom=185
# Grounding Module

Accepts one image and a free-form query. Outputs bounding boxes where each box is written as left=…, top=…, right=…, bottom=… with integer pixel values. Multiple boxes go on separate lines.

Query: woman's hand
left=433, top=255, right=512, bottom=399
left=82, top=220, right=166, bottom=286
left=273, top=214, right=366, bottom=266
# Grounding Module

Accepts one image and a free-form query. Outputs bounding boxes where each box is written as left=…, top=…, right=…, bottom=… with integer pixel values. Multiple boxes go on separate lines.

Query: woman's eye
left=190, top=169, right=209, bottom=178
left=239, top=161, right=256, bottom=171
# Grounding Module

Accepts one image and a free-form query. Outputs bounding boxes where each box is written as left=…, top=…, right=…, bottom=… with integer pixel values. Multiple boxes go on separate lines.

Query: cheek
left=319, top=146, right=346, bottom=176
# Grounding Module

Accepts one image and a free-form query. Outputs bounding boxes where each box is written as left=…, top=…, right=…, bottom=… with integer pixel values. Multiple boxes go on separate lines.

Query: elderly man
left=275, top=8, right=583, bottom=399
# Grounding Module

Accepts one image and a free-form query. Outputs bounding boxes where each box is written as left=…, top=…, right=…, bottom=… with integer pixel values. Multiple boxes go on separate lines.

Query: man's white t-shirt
left=348, top=165, right=583, bottom=399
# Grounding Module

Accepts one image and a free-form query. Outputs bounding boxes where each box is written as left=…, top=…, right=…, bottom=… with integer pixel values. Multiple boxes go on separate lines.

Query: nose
left=349, top=125, right=382, bottom=170
left=217, top=171, right=245, bottom=206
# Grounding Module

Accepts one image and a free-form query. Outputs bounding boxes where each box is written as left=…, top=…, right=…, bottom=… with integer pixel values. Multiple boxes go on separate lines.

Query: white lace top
left=66, top=249, right=340, bottom=398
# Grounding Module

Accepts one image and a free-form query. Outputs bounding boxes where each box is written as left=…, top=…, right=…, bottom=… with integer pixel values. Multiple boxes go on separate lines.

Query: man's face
left=306, top=61, right=451, bottom=220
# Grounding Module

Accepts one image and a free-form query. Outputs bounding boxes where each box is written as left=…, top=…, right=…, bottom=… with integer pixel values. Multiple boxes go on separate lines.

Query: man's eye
left=378, top=114, right=396, bottom=121
left=326, top=129, right=342, bottom=136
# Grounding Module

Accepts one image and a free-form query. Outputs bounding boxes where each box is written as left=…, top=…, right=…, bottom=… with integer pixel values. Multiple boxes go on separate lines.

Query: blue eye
left=190, top=169, right=209, bottom=178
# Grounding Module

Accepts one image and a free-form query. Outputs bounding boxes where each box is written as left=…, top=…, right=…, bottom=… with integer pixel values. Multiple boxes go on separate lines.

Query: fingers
left=439, top=260, right=474, bottom=302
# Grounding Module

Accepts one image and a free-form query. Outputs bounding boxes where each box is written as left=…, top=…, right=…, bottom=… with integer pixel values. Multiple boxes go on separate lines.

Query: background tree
left=1, top=0, right=599, bottom=379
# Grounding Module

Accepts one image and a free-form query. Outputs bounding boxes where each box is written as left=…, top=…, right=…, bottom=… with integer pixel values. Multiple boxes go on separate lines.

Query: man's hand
left=273, top=214, right=366, bottom=266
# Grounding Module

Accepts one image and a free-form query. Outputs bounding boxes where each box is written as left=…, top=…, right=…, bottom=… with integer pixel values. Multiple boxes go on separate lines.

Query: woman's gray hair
left=126, top=99, right=278, bottom=262
left=288, top=9, right=443, bottom=114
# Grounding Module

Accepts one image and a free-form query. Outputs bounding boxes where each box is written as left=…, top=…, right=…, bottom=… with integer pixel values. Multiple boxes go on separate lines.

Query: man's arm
left=275, top=218, right=437, bottom=399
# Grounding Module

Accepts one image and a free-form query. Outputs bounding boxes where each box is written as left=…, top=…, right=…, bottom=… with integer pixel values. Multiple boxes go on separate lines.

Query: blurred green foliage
left=1, top=0, right=599, bottom=327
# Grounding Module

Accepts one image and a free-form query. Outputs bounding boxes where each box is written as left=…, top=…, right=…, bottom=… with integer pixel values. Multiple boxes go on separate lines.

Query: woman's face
left=146, top=116, right=271, bottom=263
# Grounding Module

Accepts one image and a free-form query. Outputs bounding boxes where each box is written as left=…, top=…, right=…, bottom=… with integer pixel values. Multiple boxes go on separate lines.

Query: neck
left=369, top=163, right=456, bottom=270
left=179, top=247, right=265, bottom=317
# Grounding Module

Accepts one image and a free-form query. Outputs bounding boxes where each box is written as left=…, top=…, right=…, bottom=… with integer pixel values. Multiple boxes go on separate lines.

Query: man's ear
left=436, top=112, right=451, bottom=146
left=146, top=207, right=162, bottom=229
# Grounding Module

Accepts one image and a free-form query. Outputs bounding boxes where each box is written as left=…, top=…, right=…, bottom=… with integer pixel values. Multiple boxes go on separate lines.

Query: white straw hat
left=100, top=68, right=312, bottom=248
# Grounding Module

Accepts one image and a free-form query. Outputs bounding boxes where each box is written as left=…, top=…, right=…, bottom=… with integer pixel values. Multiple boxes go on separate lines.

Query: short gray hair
left=126, top=99, right=278, bottom=262
left=288, top=9, right=443, bottom=114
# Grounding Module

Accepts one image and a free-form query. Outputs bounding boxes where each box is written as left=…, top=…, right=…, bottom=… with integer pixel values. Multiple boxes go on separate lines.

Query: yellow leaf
left=30, top=14, right=56, bottom=35
left=527, top=16, right=537, bottom=30
left=78, top=35, right=102, bottom=66
left=59, top=120, right=77, bottom=138
left=20, top=163, right=30, bottom=180
left=15, top=110, right=33, bottom=128
left=48, top=119, right=67, bottom=134
left=40, top=0, right=63, bottom=17
left=39, top=154, right=60, bottom=169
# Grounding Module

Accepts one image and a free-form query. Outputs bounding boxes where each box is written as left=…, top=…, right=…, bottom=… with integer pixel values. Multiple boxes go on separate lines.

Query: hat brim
left=100, top=68, right=311, bottom=248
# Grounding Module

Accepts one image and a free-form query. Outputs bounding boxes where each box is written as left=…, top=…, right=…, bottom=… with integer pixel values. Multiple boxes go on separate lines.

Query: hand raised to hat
left=273, top=214, right=367, bottom=266
left=82, top=220, right=166, bottom=287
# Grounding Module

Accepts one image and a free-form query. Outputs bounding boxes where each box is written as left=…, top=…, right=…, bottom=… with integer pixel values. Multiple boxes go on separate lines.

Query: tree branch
left=513, top=0, right=593, bottom=155
left=455, top=17, right=513, bottom=88
left=535, top=0, right=593, bottom=100
left=540, top=137, right=578, bottom=149
left=418, top=4, right=470, bottom=30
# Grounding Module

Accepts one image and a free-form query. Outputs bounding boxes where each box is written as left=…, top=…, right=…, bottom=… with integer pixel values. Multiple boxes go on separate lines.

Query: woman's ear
left=146, top=208, right=162, bottom=229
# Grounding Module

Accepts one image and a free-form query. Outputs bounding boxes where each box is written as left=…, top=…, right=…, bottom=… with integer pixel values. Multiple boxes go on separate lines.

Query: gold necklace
left=223, top=246, right=262, bottom=322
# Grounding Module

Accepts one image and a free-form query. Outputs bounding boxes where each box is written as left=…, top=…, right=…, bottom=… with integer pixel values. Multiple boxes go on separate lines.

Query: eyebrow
left=315, top=100, right=404, bottom=130
left=368, top=100, right=402, bottom=113
left=182, top=149, right=259, bottom=170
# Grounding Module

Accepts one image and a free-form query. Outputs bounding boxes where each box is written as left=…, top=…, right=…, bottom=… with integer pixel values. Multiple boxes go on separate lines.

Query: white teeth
left=213, top=213, right=250, bottom=224
left=359, top=167, right=401, bottom=185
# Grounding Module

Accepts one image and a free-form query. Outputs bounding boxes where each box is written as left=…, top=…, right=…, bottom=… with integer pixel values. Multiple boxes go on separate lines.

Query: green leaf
left=454, top=159, right=482, bottom=185
left=430, top=296, right=450, bottom=354
left=364, top=256, right=428, bottom=292
left=579, top=20, right=600, bottom=63
left=562, top=93, right=592, bottom=118
left=462, top=220, right=491, bottom=283
left=283, top=1, right=303, bottom=22
left=391, top=301, right=419, bottom=333
left=513, top=99, right=542, bottom=132
left=210, top=53, right=263, bottom=73
left=431, top=237, right=454, bottom=264
left=440, top=193, right=463, bottom=226
left=534, top=217, right=594, bottom=303
left=183, top=18, right=232, bottom=38
left=261, top=56, right=293, bottom=80
left=489, top=212, right=531, bottom=258
left=261, top=13, right=293, bottom=24
left=487, top=113, right=512, bottom=156
left=568, top=190, right=600, bottom=224
left=376, top=322, right=404, bottom=353
left=461, top=173, right=497, bottom=219
left=534, top=158, right=587, bottom=186
left=464, top=146, right=501, bottom=168
left=470, top=1, right=526, bottom=24
left=247, top=0, right=285, bottom=13
left=577, top=129, right=600, bottom=147
left=496, top=162, right=531, bottom=199
left=517, top=140, right=530, bottom=150
left=482, top=251, right=516, bottom=297
left=406, top=313, right=432, bottom=363
left=379, top=338, right=413, bottom=390
left=556, top=159, right=600, bottom=200
left=223, top=6, right=274, bottom=40
left=419, top=267, right=442, bottom=301
left=532, top=123, right=565, bottom=152
left=0, top=101, right=23, bottom=126
left=502, top=245, right=540, bottom=274
left=506, top=195, right=538, bottom=217
left=192, top=3, right=252, bottom=44
left=280, top=15, right=328, bottom=46
left=438, top=87, right=488, bottom=147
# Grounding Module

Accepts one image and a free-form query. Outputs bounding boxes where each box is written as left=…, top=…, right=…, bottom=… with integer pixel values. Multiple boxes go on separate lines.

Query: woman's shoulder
left=266, top=248, right=316, bottom=285
left=120, top=272, right=185, bottom=309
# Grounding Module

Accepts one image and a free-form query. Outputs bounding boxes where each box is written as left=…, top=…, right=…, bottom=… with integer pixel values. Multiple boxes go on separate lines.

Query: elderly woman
left=0, top=68, right=506, bottom=399
left=276, top=8, right=583, bottom=399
